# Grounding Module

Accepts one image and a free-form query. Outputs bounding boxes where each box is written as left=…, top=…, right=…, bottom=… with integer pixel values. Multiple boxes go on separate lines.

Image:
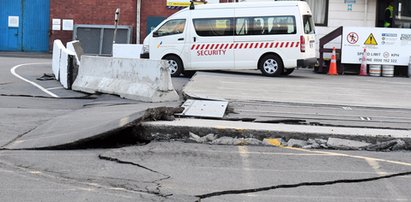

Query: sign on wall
left=8, top=16, right=19, bottom=28
left=167, top=0, right=219, bottom=7
left=342, top=27, right=411, bottom=66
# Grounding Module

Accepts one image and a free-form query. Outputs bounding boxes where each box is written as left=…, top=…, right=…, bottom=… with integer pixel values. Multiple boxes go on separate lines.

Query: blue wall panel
left=22, top=0, right=50, bottom=52
left=0, top=0, right=49, bottom=52
left=0, top=0, right=23, bottom=51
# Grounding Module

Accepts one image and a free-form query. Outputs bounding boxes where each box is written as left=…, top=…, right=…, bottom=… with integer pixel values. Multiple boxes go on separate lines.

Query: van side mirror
left=153, top=31, right=159, bottom=37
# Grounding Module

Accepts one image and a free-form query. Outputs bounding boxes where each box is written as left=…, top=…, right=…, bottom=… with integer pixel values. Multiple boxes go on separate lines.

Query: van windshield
left=303, top=15, right=315, bottom=34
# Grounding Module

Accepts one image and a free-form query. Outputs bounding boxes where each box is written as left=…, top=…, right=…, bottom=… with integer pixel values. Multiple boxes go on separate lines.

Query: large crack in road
left=195, top=171, right=411, bottom=200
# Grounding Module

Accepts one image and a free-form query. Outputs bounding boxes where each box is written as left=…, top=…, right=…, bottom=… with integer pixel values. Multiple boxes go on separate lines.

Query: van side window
left=193, top=18, right=233, bottom=37
left=236, top=16, right=296, bottom=36
left=303, top=15, right=315, bottom=34
left=267, top=16, right=296, bottom=35
left=155, top=19, right=186, bottom=37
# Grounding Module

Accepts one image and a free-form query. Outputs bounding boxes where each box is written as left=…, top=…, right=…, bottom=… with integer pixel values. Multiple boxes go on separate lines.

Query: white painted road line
left=10, top=63, right=59, bottom=98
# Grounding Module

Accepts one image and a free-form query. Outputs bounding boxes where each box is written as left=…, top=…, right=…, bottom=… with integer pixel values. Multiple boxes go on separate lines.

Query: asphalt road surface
left=1, top=56, right=411, bottom=201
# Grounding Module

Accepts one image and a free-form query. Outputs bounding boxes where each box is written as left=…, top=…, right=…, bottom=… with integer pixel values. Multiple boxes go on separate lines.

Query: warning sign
left=364, top=33, right=378, bottom=45
left=342, top=27, right=411, bottom=65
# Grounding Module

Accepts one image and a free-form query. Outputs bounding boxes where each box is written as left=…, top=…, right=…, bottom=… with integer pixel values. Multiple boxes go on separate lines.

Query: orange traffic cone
left=328, top=47, right=338, bottom=75
left=359, top=48, right=368, bottom=76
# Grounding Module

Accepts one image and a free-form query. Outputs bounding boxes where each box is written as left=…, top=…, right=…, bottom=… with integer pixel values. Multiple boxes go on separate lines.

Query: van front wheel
left=259, top=55, right=283, bottom=77
left=164, top=55, right=183, bottom=77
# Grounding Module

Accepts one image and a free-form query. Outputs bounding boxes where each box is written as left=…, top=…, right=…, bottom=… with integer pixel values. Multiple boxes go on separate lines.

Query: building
left=0, top=0, right=409, bottom=52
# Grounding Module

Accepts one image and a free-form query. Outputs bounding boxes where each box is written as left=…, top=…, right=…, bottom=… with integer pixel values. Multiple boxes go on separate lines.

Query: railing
left=317, top=26, right=343, bottom=73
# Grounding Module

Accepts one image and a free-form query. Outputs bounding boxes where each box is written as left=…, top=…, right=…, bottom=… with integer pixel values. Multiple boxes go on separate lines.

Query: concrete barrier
left=52, top=39, right=77, bottom=89
left=112, top=44, right=142, bottom=58
left=72, top=56, right=179, bottom=102
left=67, top=40, right=84, bottom=65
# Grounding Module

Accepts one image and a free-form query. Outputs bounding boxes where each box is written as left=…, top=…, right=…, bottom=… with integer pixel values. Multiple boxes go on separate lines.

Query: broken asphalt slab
left=3, top=102, right=182, bottom=150
left=183, top=71, right=411, bottom=109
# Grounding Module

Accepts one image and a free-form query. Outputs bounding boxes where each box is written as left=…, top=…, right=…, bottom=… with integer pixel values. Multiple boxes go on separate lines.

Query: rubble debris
left=327, top=138, right=371, bottom=150
left=364, top=139, right=407, bottom=151
left=286, top=139, right=308, bottom=148
left=182, top=133, right=409, bottom=151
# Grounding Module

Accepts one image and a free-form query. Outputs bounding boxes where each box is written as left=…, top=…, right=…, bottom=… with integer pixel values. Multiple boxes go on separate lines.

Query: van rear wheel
left=163, top=55, right=183, bottom=77
left=259, top=55, right=283, bottom=77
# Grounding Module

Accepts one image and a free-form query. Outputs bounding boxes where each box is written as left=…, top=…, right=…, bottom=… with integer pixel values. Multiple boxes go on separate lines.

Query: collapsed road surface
left=1, top=56, right=411, bottom=201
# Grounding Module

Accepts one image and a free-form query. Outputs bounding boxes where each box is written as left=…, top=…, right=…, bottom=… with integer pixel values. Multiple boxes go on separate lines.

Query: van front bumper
left=297, top=58, right=317, bottom=67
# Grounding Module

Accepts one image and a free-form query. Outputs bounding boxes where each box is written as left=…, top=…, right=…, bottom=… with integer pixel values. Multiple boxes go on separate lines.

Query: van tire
left=259, top=55, right=283, bottom=77
left=164, top=55, right=183, bottom=77
left=282, top=68, right=294, bottom=76
left=183, top=70, right=196, bottom=78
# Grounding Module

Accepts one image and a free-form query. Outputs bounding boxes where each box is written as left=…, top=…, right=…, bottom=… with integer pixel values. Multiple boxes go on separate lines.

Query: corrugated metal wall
left=0, top=0, right=49, bottom=52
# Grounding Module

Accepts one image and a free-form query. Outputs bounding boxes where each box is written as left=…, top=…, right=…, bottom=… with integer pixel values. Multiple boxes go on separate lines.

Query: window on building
left=306, top=0, right=328, bottom=26
left=155, top=19, right=186, bottom=37
left=401, top=1, right=411, bottom=17
left=193, top=18, right=233, bottom=36
left=275, top=0, right=329, bottom=26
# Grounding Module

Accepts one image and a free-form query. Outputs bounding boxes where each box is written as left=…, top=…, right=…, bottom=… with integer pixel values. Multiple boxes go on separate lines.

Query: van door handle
left=193, top=37, right=196, bottom=42
left=178, top=38, right=184, bottom=41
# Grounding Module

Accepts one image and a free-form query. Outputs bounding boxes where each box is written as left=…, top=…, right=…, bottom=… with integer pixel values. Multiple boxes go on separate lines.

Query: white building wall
left=318, top=0, right=377, bottom=55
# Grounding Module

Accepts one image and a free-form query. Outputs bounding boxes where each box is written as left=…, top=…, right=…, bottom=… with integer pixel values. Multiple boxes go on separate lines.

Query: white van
left=141, top=1, right=316, bottom=77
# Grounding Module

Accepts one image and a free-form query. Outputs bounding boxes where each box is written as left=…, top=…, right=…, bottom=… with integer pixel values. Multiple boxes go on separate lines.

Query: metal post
left=113, top=8, right=120, bottom=44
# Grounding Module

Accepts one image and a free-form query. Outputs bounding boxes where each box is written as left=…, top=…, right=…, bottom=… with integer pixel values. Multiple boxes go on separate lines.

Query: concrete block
left=327, top=137, right=371, bottom=150
left=52, top=39, right=76, bottom=89
left=286, top=139, right=307, bottom=148
left=72, top=56, right=179, bottom=102
left=52, top=40, right=65, bottom=80
left=113, top=44, right=142, bottom=58
left=67, top=40, right=84, bottom=65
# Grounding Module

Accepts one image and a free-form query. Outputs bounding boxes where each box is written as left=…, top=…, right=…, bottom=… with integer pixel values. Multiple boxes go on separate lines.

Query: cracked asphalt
left=1, top=56, right=411, bottom=201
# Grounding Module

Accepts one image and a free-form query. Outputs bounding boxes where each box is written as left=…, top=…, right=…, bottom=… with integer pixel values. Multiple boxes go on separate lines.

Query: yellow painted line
left=265, top=141, right=411, bottom=168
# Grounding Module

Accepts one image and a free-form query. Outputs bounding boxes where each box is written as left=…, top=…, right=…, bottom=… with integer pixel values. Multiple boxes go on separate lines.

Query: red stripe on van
left=270, top=42, right=274, bottom=48
left=290, top=42, right=294, bottom=48
left=234, top=43, right=239, bottom=49
left=218, top=44, right=223, bottom=49
left=259, top=43, right=264, bottom=48
left=191, top=44, right=195, bottom=50
left=280, top=42, right=284, bottom=48
left=238, top=43, right=243, bottom=49
left=224, top=44, right=230, bottom=49
left=229, top=44, right=234, bottom=49
left=275, top=42, right=279, bottom=48
left=244, top=43, right=248, bottom=49
left=285, top=42, right=289, bottom=48
left=264, top=43, right=269, bottom=48
left=201, top=44, right=205, bottom=50
left=254, top=43, right=259, bottom=48
left=295, top=42, right=300, bottom=47
left=205, top=44, right=210, bottom=49
left=210, top=44, right=215, bottom=49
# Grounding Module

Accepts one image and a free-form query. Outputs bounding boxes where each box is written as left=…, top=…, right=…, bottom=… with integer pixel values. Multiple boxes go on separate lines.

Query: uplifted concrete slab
left=183, top=70, right=411, bottom=109
left=4, top=102, right=179, bottom=150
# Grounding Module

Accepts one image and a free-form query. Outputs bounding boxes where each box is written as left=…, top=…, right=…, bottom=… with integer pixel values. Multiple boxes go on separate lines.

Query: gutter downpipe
left=364, top=0, right=368, bottom=26
left=136, top=0, right=142, bottom=44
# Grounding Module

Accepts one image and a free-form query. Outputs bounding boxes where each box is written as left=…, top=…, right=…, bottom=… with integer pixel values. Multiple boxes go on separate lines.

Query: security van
left=141, top=1, right=317, bottom=77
